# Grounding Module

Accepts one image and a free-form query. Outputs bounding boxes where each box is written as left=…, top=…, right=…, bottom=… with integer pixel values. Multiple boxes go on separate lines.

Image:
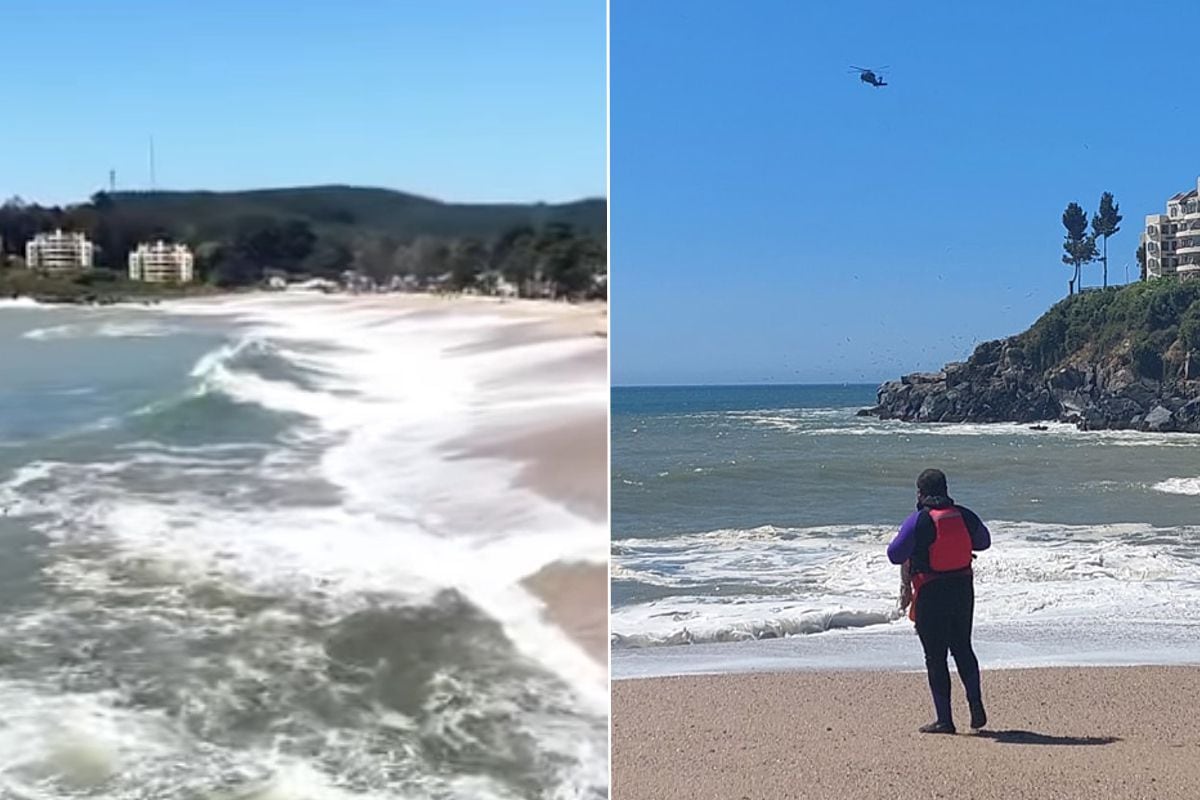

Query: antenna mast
left=149, top=136, right=157, bottom=190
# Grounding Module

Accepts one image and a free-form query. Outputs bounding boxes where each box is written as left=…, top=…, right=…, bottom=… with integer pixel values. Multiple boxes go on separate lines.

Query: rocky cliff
left=860, top=280, right=1200, bottom=433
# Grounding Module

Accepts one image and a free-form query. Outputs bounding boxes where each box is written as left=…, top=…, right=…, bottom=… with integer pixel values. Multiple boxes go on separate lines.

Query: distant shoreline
left=1, top=283, right=609, bottom=312
left=612, top=381, right=880, bottom=389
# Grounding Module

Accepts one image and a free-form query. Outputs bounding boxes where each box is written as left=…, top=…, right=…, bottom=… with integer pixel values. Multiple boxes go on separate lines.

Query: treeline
left=0, top=192, right=607, bottom=299
left=1060, top=192, right=1123, bottom=296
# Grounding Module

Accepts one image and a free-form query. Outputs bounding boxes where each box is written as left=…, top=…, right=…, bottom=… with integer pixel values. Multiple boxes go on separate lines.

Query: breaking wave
left=1153, top=477, right=1200, bottom=496
left=611, top=607, right=899, bottom=648
left=611, top=520, right=1200, bottom=651
left=22, top=320, right=181, bottom=341
left=1, top=296, right=609, bottom=798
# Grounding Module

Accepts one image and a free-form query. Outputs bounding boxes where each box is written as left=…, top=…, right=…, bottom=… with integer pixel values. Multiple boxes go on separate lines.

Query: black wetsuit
left=888, top=496, right=990, bottom=727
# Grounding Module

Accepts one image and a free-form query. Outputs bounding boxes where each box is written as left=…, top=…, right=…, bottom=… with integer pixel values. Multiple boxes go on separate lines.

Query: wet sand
left=456, top=411, right=608, bottom=523
left=613, top=666, right=1200, bottom=799
left=432, top=297, right=609, bottom=665
left=521, top=562, right=608, bottom=665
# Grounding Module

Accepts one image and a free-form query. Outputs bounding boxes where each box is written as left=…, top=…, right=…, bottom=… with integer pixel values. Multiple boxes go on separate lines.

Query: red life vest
left=926, top=507, right=973, bottom=573
left=907, top=506, right=973, bottom=621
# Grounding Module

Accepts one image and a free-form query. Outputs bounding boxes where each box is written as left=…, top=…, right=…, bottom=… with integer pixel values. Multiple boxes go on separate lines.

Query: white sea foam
left=0, top=683, right=181, bottom=797
left=0, top=298, right=42, bottom=309
left=22, top=320, right=179, bottom=341
left=729, top=410, right=1200, bottom=446
left=0, top=679, right=425, bottom=800
left=612, top=520, right=1200, bottom=649
left=160, top=295, right=608, bottom=708
left=3, top=295, right=608, bottom=798
left=612, top=601, right=900, bottom=647
left=19, top=324, right=77, bottom=341
left=1153, top=476, right=1200, bottom=495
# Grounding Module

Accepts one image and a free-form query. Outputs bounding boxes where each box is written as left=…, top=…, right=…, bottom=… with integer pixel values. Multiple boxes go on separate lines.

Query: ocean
left=0, top=295, right=607, bottom=800
left=611, top=384, right=1200, bottom=679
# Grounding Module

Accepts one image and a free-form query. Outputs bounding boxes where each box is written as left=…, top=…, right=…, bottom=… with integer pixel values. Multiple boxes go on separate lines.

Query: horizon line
left=613, top=380, right=884, bottom=389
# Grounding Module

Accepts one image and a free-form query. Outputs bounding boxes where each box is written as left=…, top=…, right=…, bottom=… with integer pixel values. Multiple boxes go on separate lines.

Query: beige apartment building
left=1143, top=177, right=1200, bottom=280
left=25, top=229, right=94, bottom=273
left=128, top=241, right=195, bottom=283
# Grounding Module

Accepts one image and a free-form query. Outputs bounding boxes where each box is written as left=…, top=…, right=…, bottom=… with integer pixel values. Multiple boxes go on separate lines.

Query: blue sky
left=1, top=1, right=605, bottom=206
left=611, top=0, right=1200, bottom=386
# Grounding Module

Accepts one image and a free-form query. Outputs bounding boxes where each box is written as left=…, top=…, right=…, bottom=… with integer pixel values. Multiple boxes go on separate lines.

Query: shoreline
left=611, top=659, right=1200, bottom=686
left=0, top=286, right=608, bottom=314
left=614, top=666, right=1200, bottom=799
left=278, top=292, right=611, bottom=667
left=448, top=297, right=608, bottom=665
left=860, top=407, right=1200, bottom=435
left=390, top=293, right=608, bottom=667
left=522, top=562, right=609, bottom=665
left=610, top=626, right=1200, bottom=681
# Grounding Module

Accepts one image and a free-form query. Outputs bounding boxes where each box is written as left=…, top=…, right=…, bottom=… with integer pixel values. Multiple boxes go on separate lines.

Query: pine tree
left=1091, top=192, right=1123, bottom=288
left=1062, top=202, right=1097, bottom=296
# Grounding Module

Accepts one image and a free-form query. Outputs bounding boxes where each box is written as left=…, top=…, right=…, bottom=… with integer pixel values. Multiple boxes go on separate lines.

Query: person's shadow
left=976, top=729, right=1119, bottom=746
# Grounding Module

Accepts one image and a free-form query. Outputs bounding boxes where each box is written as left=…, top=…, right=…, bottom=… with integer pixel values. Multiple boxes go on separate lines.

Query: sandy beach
left=335, top=293, right=609, bottom=664
left=427, top=296, right=609, bottom=666
left=496, top=303, right=608, bottom=666
left=523, top=561, right=608, bottom=665
left=613, top=666, right=1200, bottom=799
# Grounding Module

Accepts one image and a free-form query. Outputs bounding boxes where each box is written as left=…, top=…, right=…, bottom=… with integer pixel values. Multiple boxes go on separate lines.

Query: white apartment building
left=128, top=241, right=194, bottom=283
left=25, top=229, right=94, bottom=273
left=1143, top=177, right=1200, bottom=280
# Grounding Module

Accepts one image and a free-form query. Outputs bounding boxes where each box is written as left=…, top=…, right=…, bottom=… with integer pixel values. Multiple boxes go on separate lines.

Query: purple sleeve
left=960, top=506, right=991, bottom=551
left=888, top=510, right=921, bottom=564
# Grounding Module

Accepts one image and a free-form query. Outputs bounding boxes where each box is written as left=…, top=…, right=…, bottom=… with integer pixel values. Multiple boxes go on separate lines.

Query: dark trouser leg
left=915, top=594, right=952, bottom=724
left=946, top=580, right=984, bottom=713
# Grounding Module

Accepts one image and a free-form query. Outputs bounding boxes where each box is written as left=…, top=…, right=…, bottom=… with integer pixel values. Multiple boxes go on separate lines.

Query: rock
left=1055, top=390, right=1088, bottom=415
left=968, top=339, right=1004, bottom=367
left=1143, top=405, right=1174, bottom=431
left=944, top=362, right=967, bottom=386
left=918, top=392, right=951, bottom=422
left=1100, top=366, right=1137, bottom=394
left=1173, top=397, right=1200, bottom=432
left=1119, top=381, right=1158, bottom=409
left=901, top=372, right=945, bottom=386
left=861, top=322, right=1200, bottom=432
left=1048, top=366, right=1084, bottom=393
left=1003, top=346, right=1026, bottom=367
left=1079, top=396, right=1145, bottom=430
left=1105, top=396, right=1147, bottom=422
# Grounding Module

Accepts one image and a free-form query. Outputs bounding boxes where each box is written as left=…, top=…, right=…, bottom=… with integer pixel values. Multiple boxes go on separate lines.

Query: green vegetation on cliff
left=1019, top=279, right=1200, bottom=381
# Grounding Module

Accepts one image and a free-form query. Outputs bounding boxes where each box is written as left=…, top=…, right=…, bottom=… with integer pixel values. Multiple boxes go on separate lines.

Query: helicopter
left=849, top=65, right=888, bottom=87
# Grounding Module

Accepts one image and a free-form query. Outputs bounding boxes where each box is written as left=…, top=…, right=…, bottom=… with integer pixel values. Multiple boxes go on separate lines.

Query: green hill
left=101, top=185, right=606, bottom=242
left=1, top=185, right=606, bottom=297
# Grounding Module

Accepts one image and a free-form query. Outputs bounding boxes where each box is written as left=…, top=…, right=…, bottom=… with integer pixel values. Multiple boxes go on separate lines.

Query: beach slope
left=613, top=667, right=1200, bottom=799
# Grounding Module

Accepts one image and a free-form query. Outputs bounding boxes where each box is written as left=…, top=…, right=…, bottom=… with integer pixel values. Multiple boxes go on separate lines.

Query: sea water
left=0, top=295, right=607, bottom=799
left=611, top=384, right=1200, bottom=678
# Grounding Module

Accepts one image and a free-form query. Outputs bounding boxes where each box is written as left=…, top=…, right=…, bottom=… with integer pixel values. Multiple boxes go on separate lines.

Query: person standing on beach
left=887, top=468, right=990, bottom=734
